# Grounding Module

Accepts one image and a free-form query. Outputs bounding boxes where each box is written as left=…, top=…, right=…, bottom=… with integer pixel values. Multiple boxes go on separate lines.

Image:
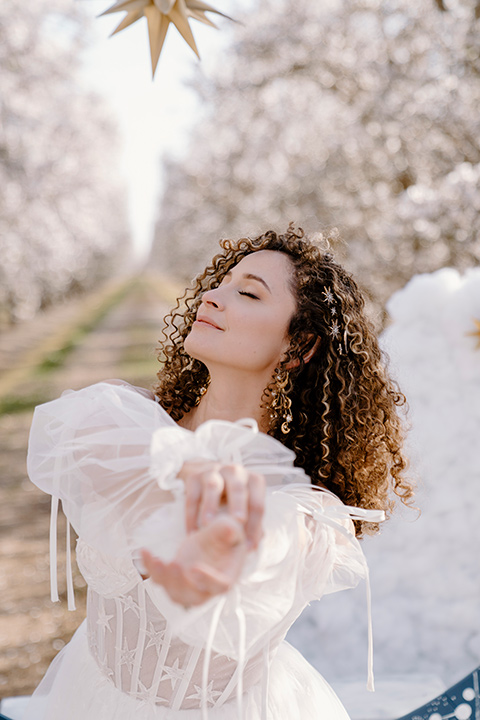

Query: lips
left=195, top=315, right=223, bottom=331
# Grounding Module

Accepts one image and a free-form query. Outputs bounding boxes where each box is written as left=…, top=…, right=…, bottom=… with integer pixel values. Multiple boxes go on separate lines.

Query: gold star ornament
left=101, top=0, right=234, bottom=77
left=466, top=318, right=480, bottom=350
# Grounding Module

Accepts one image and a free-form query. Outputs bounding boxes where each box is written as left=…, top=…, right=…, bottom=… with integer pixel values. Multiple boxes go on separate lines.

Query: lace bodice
left=81, top=554, right=267, bottom=711
left=77, top=540, right=263, bottom=710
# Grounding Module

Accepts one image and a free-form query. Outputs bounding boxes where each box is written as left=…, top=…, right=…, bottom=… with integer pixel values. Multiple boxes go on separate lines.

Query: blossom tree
left=151, top=0, right=480, bottom=316
left=0, top=0, right=130, bottom=324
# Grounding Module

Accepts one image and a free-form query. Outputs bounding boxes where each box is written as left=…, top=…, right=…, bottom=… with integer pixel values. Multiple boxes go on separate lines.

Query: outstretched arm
left=141, top=461, right=265, bottom=606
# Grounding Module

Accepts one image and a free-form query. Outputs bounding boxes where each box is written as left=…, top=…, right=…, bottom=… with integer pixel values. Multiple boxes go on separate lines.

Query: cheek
left=236, top=316, right=290, bottom=359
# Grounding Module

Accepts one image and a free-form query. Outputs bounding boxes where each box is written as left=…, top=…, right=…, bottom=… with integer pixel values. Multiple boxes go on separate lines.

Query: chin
left=183, top=338, right=207, bottom=365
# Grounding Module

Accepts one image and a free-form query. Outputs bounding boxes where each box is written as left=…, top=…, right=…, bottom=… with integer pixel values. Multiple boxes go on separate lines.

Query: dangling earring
left=271, top=368, right=293, bottom=434
left=196, top=379, right=209, bottom=404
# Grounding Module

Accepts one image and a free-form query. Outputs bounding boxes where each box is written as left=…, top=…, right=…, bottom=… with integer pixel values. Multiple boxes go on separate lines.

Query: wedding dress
left=23, top=381, right=382, bottom=720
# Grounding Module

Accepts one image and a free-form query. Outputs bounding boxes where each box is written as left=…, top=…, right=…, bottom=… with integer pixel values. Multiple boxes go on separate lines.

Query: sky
left=79, top=1, right=237, bottom=262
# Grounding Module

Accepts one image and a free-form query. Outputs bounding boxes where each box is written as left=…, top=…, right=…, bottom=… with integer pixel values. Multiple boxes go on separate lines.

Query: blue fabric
left=397, top=666, right=480, bottom=720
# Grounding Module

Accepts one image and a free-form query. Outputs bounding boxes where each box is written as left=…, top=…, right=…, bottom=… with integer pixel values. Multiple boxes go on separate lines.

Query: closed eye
left=238, top=290, right=259, bottom=300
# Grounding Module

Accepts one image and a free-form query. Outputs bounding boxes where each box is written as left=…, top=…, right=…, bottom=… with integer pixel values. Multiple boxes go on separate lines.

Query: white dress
left=23, top=381, right=382, bottom=720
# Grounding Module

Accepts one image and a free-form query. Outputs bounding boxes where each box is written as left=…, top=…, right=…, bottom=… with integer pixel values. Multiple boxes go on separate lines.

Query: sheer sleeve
left=26, top=381, right=178, bottom=559
left=287, top=485, right=369, bottom=599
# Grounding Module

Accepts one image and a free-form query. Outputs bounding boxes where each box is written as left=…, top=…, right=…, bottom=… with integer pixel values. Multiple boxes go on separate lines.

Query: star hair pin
left=329, top=320, right=340, bottom=338
left=323, top=286, right=345, bottom=355
left=322, top=287, right=335, bottom=305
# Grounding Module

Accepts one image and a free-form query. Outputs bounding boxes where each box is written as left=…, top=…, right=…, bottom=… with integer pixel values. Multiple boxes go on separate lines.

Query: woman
left=24, top=225, right=413, bottom=720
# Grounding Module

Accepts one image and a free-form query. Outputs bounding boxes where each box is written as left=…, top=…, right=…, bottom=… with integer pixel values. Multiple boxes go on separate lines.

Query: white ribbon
left=201, top=595, right=227, bottom=720
left=49, top=424, right=76, bottom=611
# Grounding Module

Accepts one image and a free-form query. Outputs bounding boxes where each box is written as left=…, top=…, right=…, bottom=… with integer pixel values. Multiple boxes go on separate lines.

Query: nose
left=201, top=286, right=224, bottom=310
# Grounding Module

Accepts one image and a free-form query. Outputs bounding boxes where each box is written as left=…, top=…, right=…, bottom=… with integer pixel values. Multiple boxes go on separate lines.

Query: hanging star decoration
left=100, top=0, right=234, bottom=77
left=466, top=318, right=480, bottom=350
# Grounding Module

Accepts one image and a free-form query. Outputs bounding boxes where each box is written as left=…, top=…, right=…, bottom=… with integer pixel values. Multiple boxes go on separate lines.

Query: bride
left=24, top=225, right=413, bottom=719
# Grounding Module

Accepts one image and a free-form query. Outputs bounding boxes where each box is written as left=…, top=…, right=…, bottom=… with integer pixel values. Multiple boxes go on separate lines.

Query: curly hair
left=153, top=225, right=414, bottom=536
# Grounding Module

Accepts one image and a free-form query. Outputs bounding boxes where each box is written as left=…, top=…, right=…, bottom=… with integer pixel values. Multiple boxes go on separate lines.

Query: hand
left=178, top=461, right=266, bottom=550
left=141, top=513, right=248, bottom=606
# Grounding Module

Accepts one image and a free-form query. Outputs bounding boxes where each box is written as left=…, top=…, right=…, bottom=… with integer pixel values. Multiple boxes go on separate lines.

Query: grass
left=0, top=392, right=52, bottom=416
left=0, top=273, right=182, bottom=417
left=0, top=279, right=136, bottom=417
left=37, top=280, right=134, bottom=373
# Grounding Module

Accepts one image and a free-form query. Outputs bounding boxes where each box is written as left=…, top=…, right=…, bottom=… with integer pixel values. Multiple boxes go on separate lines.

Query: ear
left=285, top=335, right=320, bottom=369
left=304, top=336, right=320, bottom=363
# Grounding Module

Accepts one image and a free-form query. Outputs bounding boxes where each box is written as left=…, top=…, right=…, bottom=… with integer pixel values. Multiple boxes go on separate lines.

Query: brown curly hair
left=153, top=225, right=414, bottom=536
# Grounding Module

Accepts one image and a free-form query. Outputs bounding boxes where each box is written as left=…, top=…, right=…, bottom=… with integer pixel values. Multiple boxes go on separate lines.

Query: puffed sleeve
left=287, top=485, right=369, bottom=599
left=26, top=381, right=180, bottom=559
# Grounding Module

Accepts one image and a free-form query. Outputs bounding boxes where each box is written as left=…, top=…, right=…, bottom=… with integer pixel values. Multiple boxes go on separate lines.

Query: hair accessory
left=322, top=288, right=335, bottom=305
left=330, top=320, right=340, bottom=338
left=322, top=286, right=344, bottom=354
left=270, top=368, right=293, bottom=434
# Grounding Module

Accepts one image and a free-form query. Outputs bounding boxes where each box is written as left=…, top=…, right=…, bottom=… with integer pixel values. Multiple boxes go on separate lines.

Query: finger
left=221, top=464, right=249, bottom=524
left=184, top=476, right=203, bottom=533
left=198, top=469, right=225, bottom=527
left=244, top=472, right=266, bottom=549
left=180, top=461, right=221, bottom=532
left=201, top=514, right=245, bottom=551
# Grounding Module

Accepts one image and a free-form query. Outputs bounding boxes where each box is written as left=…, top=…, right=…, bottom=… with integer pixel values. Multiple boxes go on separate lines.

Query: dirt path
left=0, top=274, right=176, bottom=698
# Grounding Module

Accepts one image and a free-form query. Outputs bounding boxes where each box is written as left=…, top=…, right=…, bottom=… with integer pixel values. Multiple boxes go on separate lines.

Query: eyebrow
left=225, top=270, right=272, bottom=294
left=244, top=273, right=272, bottom=294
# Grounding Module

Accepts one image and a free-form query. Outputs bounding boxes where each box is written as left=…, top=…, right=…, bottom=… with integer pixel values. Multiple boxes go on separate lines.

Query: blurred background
left=0, top=0, right=479, bottom=716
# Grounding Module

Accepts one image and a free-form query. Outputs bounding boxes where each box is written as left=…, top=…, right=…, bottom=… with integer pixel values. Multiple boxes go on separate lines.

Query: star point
left=100, top=0, right=234, bottom=77
left=186, top=680, right=222, bottom=706
left=329, top=320, right=340, bottom=338
left=161, top=657, right=185, bottom=689
left=121, top=594, right=140, bottom=617
left=145, top=622, right=166, bottom=653
left=322, top=287, right=335, bottom=305
left=96, top=605, right=114, bottom=632
left=119, top=640, right=137, bottom=673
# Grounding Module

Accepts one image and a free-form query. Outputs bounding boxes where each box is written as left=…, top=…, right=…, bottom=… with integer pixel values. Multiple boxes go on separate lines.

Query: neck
left=179, top=368, right=272, bottom=433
